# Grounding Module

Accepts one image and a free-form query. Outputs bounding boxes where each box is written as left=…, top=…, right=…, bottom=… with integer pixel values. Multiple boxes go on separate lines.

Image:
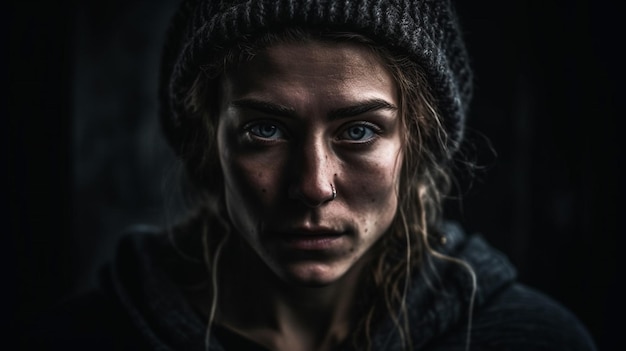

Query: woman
left=25, top=0, right=597, bottom=350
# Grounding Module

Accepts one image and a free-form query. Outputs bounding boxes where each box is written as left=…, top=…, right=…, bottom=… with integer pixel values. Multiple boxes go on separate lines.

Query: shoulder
left=467, top=283, right=598, bottom=351
left=17, top=226, right=189, bottom=351
left=428, top=225, right=598, bottom=350
left=18, top=278, right=149, bottom=350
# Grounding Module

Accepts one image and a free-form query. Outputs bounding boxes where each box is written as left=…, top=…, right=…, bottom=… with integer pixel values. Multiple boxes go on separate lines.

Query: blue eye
left=341, top=124, right=377, bottom=142
left=248, top=122, right=285, bottom=140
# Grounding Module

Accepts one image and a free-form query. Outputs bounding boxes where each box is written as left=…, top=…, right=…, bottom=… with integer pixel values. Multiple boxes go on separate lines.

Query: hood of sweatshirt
left=105, top=221, right=516, bottom=351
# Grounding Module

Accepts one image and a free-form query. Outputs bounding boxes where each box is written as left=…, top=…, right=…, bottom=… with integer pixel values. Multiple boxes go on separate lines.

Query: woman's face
left=217, top=39, right=403, bottom=286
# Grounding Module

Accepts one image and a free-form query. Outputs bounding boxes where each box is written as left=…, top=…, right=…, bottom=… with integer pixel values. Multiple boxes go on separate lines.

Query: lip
left=271, top=228, right=347, bottom=250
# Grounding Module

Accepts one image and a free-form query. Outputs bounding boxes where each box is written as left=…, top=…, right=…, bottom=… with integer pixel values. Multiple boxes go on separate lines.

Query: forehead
left=220, top=39, right=396, bottom=104
left=253, top=39, right=386, bottom=77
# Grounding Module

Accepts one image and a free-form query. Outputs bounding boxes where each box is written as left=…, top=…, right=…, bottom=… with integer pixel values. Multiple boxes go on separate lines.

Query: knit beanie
left=159, top=0, right=472, bottom=155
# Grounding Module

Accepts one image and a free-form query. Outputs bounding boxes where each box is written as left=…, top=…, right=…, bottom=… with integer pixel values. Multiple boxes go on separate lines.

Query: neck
left=212, top=240, right=370, bottom=351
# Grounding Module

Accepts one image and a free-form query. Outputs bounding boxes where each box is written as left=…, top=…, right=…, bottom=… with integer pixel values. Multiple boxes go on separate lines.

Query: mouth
left=270, top=228, right=348, bottom=251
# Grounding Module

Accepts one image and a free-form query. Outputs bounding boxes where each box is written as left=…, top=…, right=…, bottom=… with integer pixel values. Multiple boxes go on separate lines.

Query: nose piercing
left=331, top=184, right=337, bottom=200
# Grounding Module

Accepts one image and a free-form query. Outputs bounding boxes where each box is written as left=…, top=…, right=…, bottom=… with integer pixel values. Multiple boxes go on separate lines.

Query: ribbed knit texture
left=159, top=0, right=473, bottom=154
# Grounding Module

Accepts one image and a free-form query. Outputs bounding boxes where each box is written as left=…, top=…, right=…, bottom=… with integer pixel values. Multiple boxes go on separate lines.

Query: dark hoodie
left=21, top=222, right=597, bottom=350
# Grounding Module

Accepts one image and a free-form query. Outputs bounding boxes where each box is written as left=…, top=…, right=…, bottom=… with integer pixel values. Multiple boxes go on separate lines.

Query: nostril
left=288, top=181, right=336, bottom=208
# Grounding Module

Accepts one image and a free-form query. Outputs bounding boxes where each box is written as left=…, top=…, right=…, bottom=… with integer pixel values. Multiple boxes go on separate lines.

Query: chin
left=279, top=262, right=349, bottom=287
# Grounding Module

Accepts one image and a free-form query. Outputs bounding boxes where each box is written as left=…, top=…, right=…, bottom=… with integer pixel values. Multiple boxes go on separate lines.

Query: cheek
left=218, top=130, right=286, bottom=218
left=344, top=147, right=403, bottom=228
left=350, top=146, right=402, bottom=200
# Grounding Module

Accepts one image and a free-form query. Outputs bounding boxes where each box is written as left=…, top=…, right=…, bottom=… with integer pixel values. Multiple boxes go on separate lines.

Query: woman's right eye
left=246, top=122, right=286, bottom=140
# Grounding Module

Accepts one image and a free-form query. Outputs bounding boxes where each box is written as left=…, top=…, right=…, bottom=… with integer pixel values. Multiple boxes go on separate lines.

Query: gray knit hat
left=159, top=0, right=472, bottom=154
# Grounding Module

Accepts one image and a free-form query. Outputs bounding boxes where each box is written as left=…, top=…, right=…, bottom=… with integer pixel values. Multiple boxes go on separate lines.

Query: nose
left=288, top=138, right=336, bottom=207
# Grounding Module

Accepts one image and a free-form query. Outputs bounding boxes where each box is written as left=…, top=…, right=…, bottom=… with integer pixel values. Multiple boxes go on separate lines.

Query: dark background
left=4, top=0, right=623, bottom=349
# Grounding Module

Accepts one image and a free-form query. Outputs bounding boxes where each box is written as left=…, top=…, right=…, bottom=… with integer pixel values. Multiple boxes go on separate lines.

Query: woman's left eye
left=340, top=124, right=378, bottom=142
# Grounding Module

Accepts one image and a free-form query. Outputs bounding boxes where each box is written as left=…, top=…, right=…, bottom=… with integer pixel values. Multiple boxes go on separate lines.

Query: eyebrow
left=231, top=99, right=296, bottom=118
left=328, top=99, right=397, bottom=120
left=230, top=98, right=397, bottom=120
